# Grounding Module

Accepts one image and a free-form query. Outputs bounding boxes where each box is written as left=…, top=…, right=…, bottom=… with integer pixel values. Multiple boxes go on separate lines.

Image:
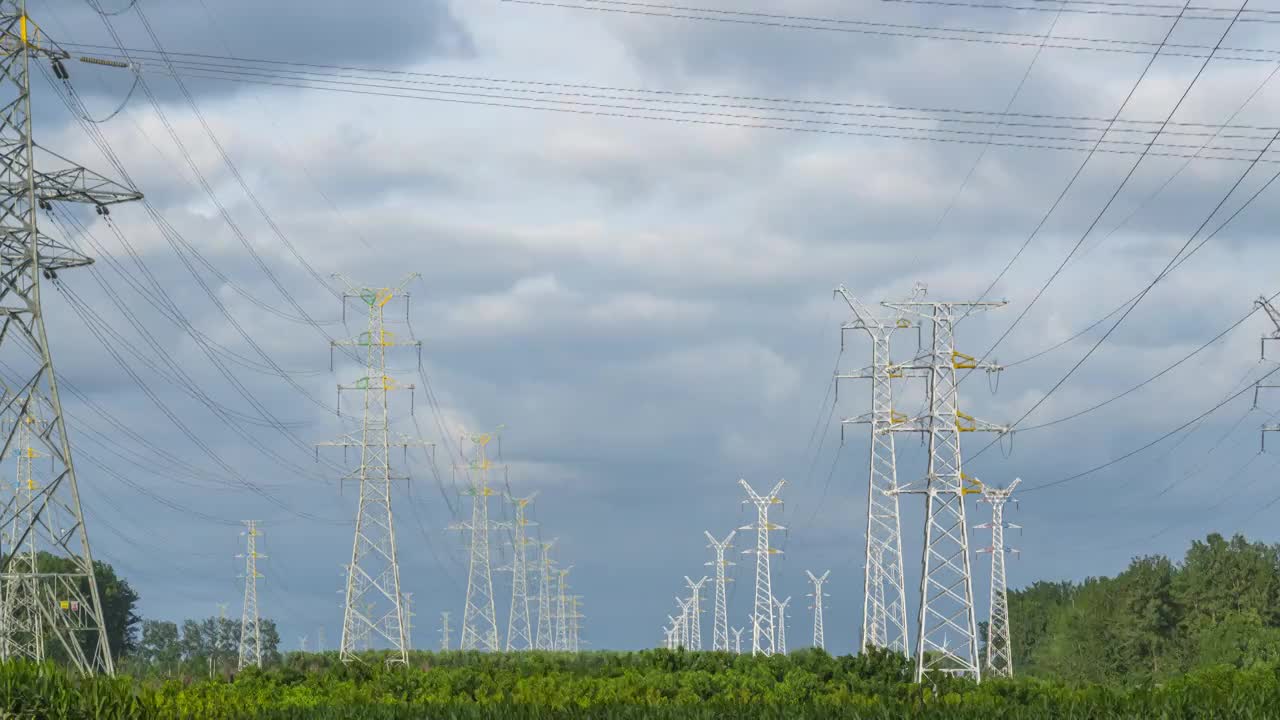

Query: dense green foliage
left=6, top=649, right=1280, bottom=718
left=1010, top=533, right=1280, bottom=682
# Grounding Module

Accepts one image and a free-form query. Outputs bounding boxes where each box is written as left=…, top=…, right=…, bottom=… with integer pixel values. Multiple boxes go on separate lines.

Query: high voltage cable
left=881, top=0, right=1280, bottom=22
left=501, top=0, right=1280, bottom=62
left=54, top=42, right=1280, bottom=134
left=63, top=49, right=1280, bottom=154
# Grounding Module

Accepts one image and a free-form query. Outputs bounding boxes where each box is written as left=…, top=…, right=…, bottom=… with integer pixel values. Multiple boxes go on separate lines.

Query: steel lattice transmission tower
left=1, top=412, right=44, bottom=663
left=683, top=575, right=708, bottom=651
left=0, top=5, right=142, bottom=676
left=704, top=530, right=735, bottom=652
left=879, top=298, right=1008, bottom=683
left=237, top=521, right=264, bottom=670
left=554, top=566, right=572, bottom=651
left=835, top=284, right=923, bottom=655
left=535, top=539, right=556, bottom=650
left=773, top=596, right=791, bottom=655
left=319, top=274, right=427, bottom=666
left=567, top=595, right=582, bottom=652
left=675, top=597, right=691, bottom=649
left=805, top=570, right=831, bottom=651
left=739, top=479, right=784, bottom=656
left=451, top=430, right=509, bottom=652
left=977, top=479, right=1021, bottom=678
left=503, top=493, right=538, bottom=651
left=439, top=611, right=451, bottom=651
left=731, top=626, right=743, bottom=654
left=1255, top=296, right=1280, bottom=446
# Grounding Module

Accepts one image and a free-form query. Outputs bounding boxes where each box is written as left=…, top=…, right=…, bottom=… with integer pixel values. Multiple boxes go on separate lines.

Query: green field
left=6, top=649, right=1280, bottom=719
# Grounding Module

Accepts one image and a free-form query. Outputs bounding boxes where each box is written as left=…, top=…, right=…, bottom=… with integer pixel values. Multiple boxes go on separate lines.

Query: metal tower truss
left=683, top=575, right=708, bottom=651
left=439, top=611, right=451, bottom=651
left=879, top=299, right=1009, bottom=683
left=773, top=596, right=791, bottom=655
left=451, top=430, right=511, bottom=652
left=502, top=493, right=537, bottom=651
left=731, top=626, right=743, bottom=654
left=318, top=274, right=429, bottom=666
left=675, top=597, right=692, bottom=649
left=704, top=530, right=735, bottom=652
left=976, top=479, right=1021, bottom=678
left=805, top=570, right=830, bottom=651
left=739, top=479, right=785, bottom=656
left=1, top=411, right=43, bottom=663
left=567, top=595, right=582, bottom=652
left=555, top=567, right=572, bottom=651
left=0, top=5, right=143, bottom=676
left=835, top=284, right=925, bottom=656
left=535, top=539, right=556, bottom=650
left=237, top=521, right=264, bottom=670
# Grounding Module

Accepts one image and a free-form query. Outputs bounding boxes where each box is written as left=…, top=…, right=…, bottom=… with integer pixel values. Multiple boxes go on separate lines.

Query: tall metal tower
left=731, top=626, right=743, bottom=654
left=451, top=430, right=507, bottom=652
left=0, top=5, right=143, bottom=676
left=503, top=493, right=537, bottom=651
left=835, top=285, right=922, bottom=655
left=567, top=595, right=582, bottom=652
left=403, top=592, right=414, bottom=651
left=319, top=274, right=426, bottom=666
left=555, top=567, right=572, bottom=651
left=535, top=540, right=556, bottom=650
left=805, top=570, right=831, bottom=651
left=739, top=479, right=785, bottom=656
left=439, top=611, right=451, bottom=651
left=683, top=576, right=707, bottom=651
left=773, top=596, right=791, bottom=655
left=675, top=597, right=692, bottom=649
left=1, top=412, right=44, bottom=663
left=704, top=530, right=735, bottom=652
left=977, top=479, right=1021, bottom=678
left=237, top=521, right=264, bottom=670
left=880, top=298, right=1008, bottom=683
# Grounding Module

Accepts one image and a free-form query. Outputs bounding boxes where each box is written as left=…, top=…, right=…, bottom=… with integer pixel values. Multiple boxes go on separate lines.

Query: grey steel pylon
left=439, top=611, right=451, bottom=651
left=403, top=592, right=414, bottom=650
left=567, top=595, right=583, bottom=652
left=554, top=566, right=572, bottom=651
left=773, top=596, right=791, bottom=655
left=237, top=521, right=264, bottom=670
left=683, top=575, right=708, bottom=651
left=451, top=430, right=508, bottom=652
left=704, top=530, right=736, bottom=652
left=739, top=479, right=785, bottom=656
left=503, top=493, right=537, bottom=651
left=878, top=298, right=1009, bottom=683
left=731, top=626, right=743, bottom=654
left=0, top=5, right=142, bottom=676
left=835, top=284, right=923, bottom=656
left=805, top=570, right=831, bottom=651
left=535, top=539, right=556, bottom=650
left=977, top=479, right=1021, bottom=678
left=319, top=275, right=428, bottom=666
left=1, top=412, right=44, bottom=664
left=675, top=596, right=692, bottom=649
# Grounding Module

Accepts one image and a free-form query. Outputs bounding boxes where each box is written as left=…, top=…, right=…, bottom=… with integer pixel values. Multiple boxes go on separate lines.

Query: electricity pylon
left=731, top=626, right=743, bottom=654
left=403, top=592, right=414, bottom=650
left=551, top=565, right=572, bottom=651
left=977, top=479, right=1021, bottom=678
left=835, top=284, right=924, bottom=655
left=773, top=596, right=791, bottom=655
left=439, top=611, right=451, bottom=651
left=675, top=597, right=692, bottom=649
left=805, top=570, right=831, bottom=651
left=704, top=530, right=735, bottom=652
left=683, top=575, right=708, bottom=651
left=1, top=412, right=44, bottom=663
left=567, top=595, right=582, bottom=652
left=451, top=430, right=509, bottom=652
left=1255, top=296, right=1280, bottom=446
left=237, top=521, right=264, bottom=670
left=879, top=298, right=1008, bottom=683
left=503, top=493, right=538, bottom=651
left=739, top=479, right=785, bottom=656
left=318, top=274, right=428, bottom=666
left=0, top=5, right=143, bottom=676
left=535, top=540, right=556, bottom=650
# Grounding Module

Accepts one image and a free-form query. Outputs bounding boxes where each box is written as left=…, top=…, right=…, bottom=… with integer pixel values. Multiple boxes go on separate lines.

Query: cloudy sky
left=14, top=0, right=1280, bottom=655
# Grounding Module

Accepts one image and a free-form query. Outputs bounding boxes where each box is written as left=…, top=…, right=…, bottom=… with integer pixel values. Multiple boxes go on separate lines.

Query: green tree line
left=1010, top=532, right=1280, bottom=682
